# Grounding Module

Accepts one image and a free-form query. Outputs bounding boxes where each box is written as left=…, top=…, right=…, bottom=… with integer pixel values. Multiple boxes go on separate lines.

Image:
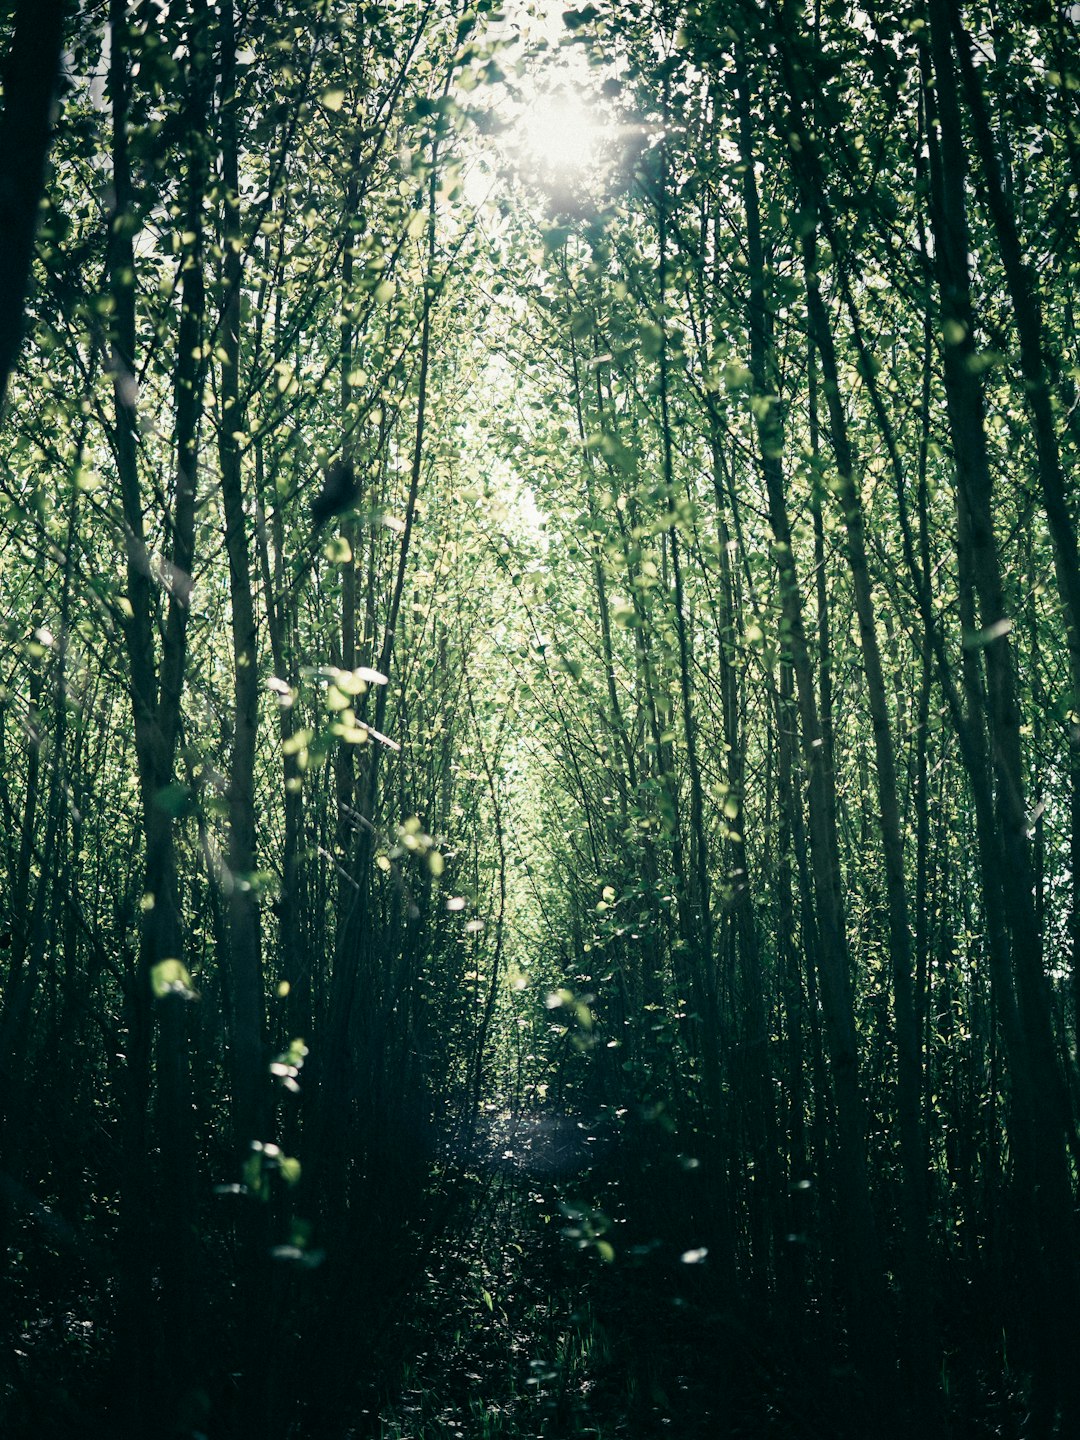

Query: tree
left=0, top=0, right=65, bottom=410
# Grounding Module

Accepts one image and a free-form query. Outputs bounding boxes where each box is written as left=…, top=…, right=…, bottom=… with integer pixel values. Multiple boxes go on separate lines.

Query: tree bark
left=734, top=36, right=892, bottom=1418
left=0, top=0, right=65, bottom=412
left=800, top=219, right=936, bottom=1425
left=924, top=1, right=1078, bottom=1424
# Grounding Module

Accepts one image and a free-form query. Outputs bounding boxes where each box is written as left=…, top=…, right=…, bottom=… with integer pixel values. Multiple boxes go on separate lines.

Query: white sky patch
left=518, top=90, right=605, bottom=176
left=458, top=0, right=626, bottom=207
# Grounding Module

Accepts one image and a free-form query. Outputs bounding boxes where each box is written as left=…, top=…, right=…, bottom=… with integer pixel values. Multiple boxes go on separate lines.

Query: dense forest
left=1, top=0, right=1078, bottom=1435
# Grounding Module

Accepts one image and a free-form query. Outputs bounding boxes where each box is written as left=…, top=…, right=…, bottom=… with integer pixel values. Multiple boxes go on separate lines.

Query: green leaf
left=541, top=224, right=571, bottom=251
left=562, top=5, right=600, bottom=28
left=151, top=958, right=197, bottom=1001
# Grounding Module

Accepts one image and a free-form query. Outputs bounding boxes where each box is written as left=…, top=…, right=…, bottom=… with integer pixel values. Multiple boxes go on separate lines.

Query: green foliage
left=150, top=958, right=197, bottom=1001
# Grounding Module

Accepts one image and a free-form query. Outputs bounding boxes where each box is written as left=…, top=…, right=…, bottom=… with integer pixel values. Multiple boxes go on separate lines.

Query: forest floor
left=366, top=1140, right=1030, bottom=1440
left=0, top=1106, right=1035, bottom=1440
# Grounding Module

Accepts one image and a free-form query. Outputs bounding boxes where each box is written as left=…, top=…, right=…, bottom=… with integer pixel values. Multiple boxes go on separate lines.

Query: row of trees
left=1, top=1, right=523, bottom=1434
left=476, top=0, right=1080, bottom=1433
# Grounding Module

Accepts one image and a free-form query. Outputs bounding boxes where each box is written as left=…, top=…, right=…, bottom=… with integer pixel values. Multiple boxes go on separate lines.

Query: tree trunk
left=800, top=219, right=936, bottom=1426
left=0, top=0, right=65, bottom=411
left=924, top=2, right=1078, bottom=1424
left=734, top=36, right=892, bottom=1418
left=218, top=0, right=265, bottom=1162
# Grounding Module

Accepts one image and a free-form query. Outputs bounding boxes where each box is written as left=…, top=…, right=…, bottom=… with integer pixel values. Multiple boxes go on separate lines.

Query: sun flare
left=519, top=92, right=603, bottom=175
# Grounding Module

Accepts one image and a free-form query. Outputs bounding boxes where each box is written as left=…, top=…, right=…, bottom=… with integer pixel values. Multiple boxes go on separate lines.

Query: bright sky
left=460, top=0, right=618, bottom=202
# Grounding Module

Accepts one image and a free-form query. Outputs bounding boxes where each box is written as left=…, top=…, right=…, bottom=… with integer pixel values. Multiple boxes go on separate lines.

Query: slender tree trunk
left=108, top=4, right=209, bottom=1424
left=218, top=0, right=265, bottom=1161
left=654, top=132, right=726, bottom=1151
left=0, top=0, right=65, bottom=411
left=216, top=5, right=272, bottom=1432
left=734, top=38, right=892, bottom=1416
left=951, top=7, right=1080, bottom=1111
left=800, top=220, right=937, bottom=1426
left=924, top=2, right=1078, bottom=1425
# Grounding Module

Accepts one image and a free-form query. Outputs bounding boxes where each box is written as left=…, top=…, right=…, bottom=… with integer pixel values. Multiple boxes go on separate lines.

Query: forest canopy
left=1, top=0, right=1079, bottom=1437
